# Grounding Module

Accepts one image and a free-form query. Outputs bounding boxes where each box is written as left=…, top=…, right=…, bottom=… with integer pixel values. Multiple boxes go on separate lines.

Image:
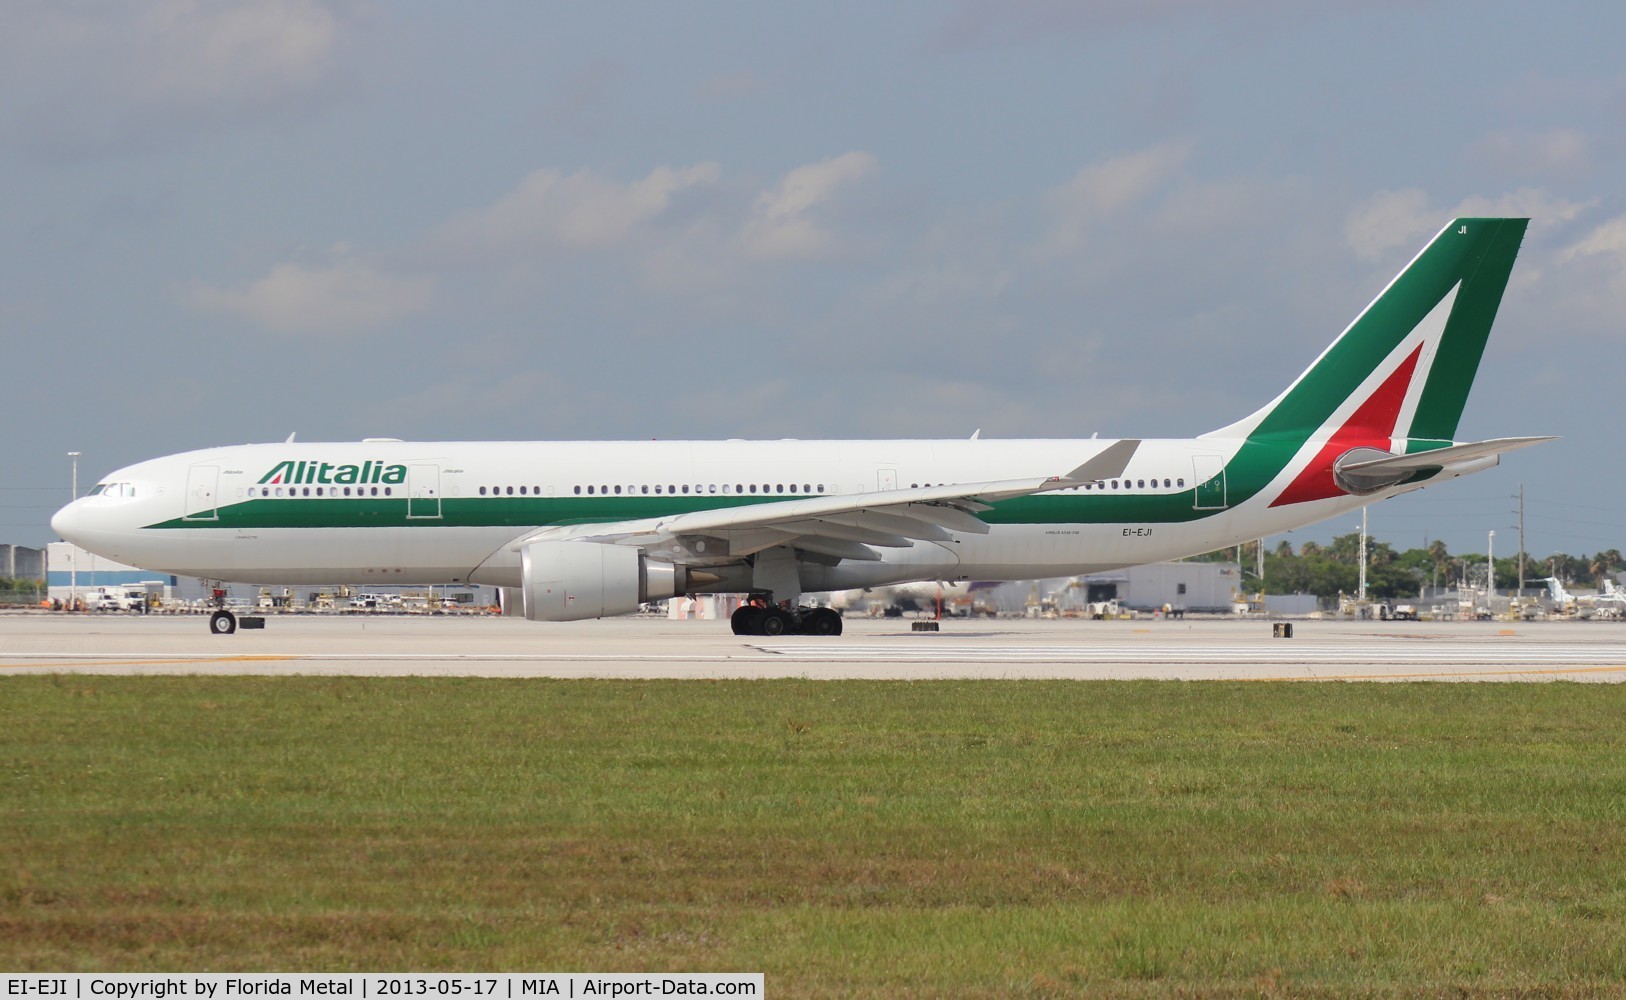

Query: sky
left=4, top=0, right=1625, bottom=561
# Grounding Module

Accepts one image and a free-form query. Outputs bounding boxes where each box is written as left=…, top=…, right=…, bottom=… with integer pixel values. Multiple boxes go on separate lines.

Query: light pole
left=67, top=451, right=80, bottom=609
left=1357, top=507, right=1368, bottom=602
left=1488, top=530, right=1495, bottom=604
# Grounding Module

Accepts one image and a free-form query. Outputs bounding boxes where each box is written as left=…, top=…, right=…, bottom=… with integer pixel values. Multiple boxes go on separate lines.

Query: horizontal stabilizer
left=1340, top=436, right=1556, bottom=475
left=1334, top=436, right=1555, bottom=494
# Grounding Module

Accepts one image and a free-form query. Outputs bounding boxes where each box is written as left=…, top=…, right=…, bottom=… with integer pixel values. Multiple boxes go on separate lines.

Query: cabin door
left=408, top=464, right=442, bottom=519
left=184, top=465, right=219, bottom=521
left=1192, top=455, right=1227, bottom=510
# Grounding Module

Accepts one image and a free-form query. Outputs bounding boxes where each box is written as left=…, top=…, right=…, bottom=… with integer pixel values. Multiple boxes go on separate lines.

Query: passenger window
left=613, top=485, right=622, bottom=495
left=573, top=486, right=581, bottom=495
left=1178, top=478, right=1185, bottom=488
left=749, top=484, right=757, bottom=493
left=1137, top=480, right=1144, bottom=489
left=681, top=485, right=690, bottom=494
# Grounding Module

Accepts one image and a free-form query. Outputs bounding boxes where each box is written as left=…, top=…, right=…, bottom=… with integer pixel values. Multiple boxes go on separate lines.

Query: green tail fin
left=1205, top=217, right=1527, bottom=445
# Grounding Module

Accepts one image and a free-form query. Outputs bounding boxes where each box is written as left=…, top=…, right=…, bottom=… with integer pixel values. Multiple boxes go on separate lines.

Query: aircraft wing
left=510, top=439, right=1140, bottom=562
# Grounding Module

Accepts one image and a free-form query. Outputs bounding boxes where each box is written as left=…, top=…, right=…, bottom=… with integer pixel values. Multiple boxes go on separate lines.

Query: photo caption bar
left=2, top=975, right=763, bottom=1000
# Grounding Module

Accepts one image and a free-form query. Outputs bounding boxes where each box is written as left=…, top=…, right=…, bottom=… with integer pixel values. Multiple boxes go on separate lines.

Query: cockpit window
left=92, top=482, right=137, bottom=498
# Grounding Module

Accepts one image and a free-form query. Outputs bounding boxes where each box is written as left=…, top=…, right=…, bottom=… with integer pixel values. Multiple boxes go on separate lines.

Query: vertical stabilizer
left=1204, top=218, right=1527, bottom=446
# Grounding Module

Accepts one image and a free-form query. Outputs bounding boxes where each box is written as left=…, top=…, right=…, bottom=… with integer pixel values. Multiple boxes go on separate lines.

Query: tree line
left=1191, top=537, right=1624, bottom=602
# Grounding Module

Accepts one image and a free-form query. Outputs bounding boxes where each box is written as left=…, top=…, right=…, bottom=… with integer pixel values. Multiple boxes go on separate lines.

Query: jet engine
left=520, top=540, right=681, bottom=621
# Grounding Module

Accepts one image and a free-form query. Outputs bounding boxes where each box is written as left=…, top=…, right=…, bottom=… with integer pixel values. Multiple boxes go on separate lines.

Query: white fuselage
left=52, top=436, right=1410, bottom=593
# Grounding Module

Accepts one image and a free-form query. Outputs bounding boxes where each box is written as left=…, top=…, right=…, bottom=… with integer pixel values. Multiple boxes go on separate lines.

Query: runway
left=5, top=612, right=1626, bottom=680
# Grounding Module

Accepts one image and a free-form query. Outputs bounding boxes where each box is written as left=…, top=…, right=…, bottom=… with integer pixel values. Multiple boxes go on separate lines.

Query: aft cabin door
left=184, top=465, right=219, bottom=521
left=408, top=464, right=441, bottom=519
left=1192, top=455, right=1227, bottom=510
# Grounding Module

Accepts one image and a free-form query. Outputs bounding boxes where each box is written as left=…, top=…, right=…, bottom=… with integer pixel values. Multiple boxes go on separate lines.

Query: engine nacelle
left=521, top=540, right=680, bottom=621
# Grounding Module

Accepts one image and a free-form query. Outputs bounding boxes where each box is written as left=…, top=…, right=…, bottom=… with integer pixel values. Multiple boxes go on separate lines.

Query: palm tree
left=1592, top=549, right=1623, bottom=588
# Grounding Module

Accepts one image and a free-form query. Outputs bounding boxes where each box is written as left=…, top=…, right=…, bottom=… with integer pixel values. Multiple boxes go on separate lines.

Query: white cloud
left=737, top=152, right=878, bottom=259
left=1473, top=128, right=1592, bottom=177
left=139, top=0, right=336, bottom=103
left=1344, top=189, right=1435, bottom=260
left=2, top=0, right=342, bottom=153
left=1452, top=189, right=1590, bottom=227
left=437, top=164, right=722, bottom=256
left=1346, top=188, right=1590, bottom=261
left=1038, top=141, right=1191, bottom=256
left=1563, top=214, right=1626, bottom=261
left=189, top=258, right=432, bottom=334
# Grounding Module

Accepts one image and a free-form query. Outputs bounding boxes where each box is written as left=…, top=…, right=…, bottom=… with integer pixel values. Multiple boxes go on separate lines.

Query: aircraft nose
left=51, top=500, right=84, bottom=543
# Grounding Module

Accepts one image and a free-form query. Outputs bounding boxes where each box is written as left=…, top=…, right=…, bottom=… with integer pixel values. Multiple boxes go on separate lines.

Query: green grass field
left=3, top=677, right=1625, bottom=996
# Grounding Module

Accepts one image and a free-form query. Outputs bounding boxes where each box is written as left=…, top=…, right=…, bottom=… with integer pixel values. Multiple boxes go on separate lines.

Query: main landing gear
left=730, top=603, right=843, bottom=637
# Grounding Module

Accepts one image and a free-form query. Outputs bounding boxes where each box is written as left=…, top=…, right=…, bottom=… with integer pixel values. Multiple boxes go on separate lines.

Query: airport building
left=43, top=541, right=492, bottom=610
left=982, top=561, right=1260, bottom=615
left=46, top=542, right=179, bottom=604
left=1, top=544, right=45, bottom=580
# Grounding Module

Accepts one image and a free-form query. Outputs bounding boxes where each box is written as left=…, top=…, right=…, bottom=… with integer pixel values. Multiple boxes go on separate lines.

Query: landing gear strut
left=730, top=603, right=843, bottom=637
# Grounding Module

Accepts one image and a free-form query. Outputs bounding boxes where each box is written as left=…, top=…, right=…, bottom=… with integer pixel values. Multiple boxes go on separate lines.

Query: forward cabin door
left=184, top=465, right=219, bottom=521
left=408, top=464, right=442, bottom=519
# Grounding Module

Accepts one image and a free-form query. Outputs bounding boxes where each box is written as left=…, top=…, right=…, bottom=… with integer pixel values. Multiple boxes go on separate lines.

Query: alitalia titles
left=258, top=460, right=407, bottom=486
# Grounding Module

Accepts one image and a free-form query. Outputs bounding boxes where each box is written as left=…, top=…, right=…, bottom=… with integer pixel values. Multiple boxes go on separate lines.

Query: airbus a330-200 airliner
left=53, top=218, right=1551, bottom=636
